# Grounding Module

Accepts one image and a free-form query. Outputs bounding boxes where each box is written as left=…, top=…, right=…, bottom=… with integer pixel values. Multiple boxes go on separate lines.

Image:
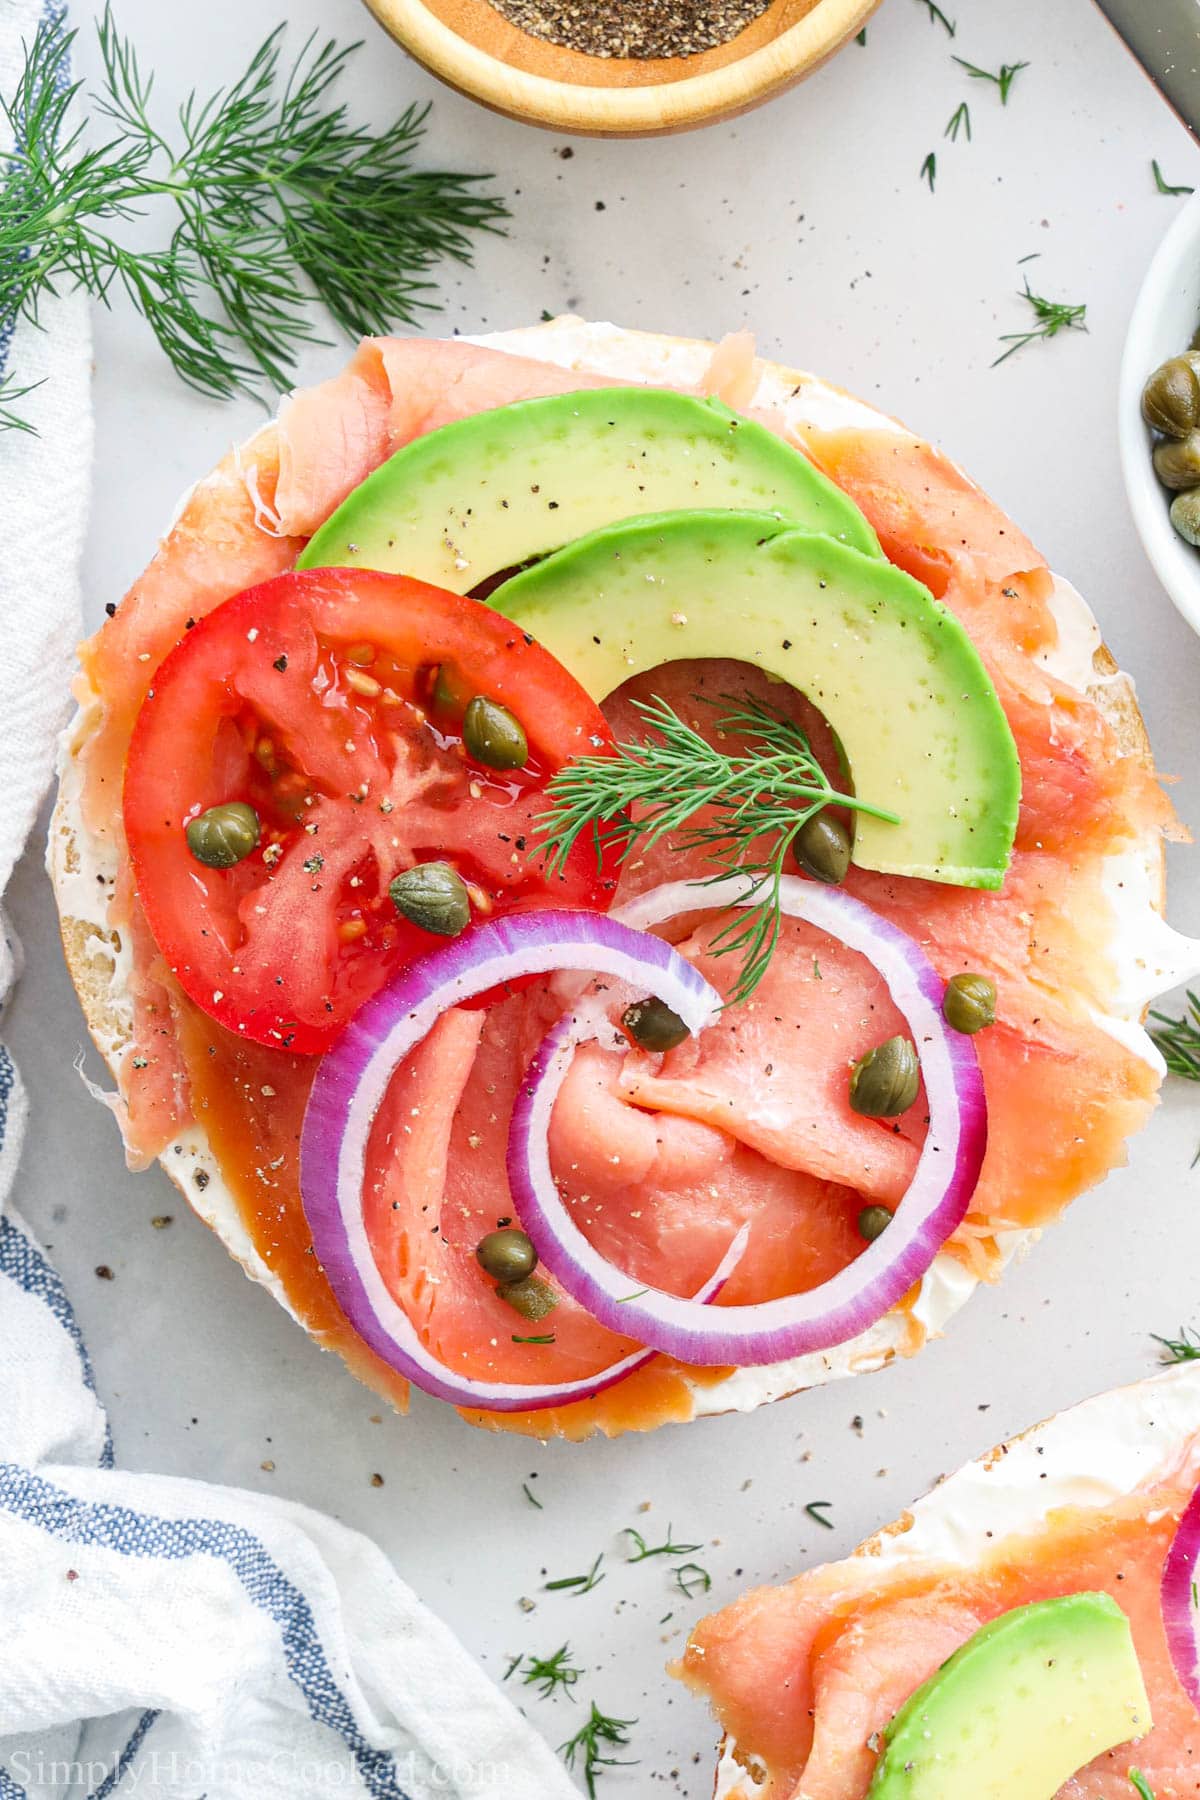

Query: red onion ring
left=300, top=908, right=741, bottom=1410
left=507, top=876, right=988, bottom=1366
left=1161, top=1476, right=1200, bottom=1711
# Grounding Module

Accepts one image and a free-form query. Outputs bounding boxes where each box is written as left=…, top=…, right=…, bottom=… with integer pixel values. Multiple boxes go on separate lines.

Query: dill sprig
left=953, top=57, right=1029, bottom=104
left=535, top=693, right=898, bottom=1005
left=673, top=1561, right=712, bottom=1598
left=915, top=0, right=955, bottom=36
left=945, top=102, right=971, bottom=143
left=993, top=276, right=1087, bottom=367
left=920, top=152, right=937, bottom=191
left=0, top=372, right=43, bottom=434
left=805, top=1500, right=835, bottom=1529
left=623, top=1524, right=702, bottom=1562
left=1153, top=159, right=1195, bottom=197
left=1150, top=992, right=1200, bottom=1079
left=506, top=1642, right=583, bottom=1700
left=0, top=8, right=507, bottom=428
left=1154, top=1327, right=1200, bottom=1365
left=560, top=1702, right=637, bottom=1797
left=545, top=1552, right=605, bottom=1595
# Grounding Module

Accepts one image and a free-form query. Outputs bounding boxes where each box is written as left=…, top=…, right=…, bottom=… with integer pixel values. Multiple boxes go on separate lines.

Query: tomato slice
left=123, top=568, right=619, bottom=1053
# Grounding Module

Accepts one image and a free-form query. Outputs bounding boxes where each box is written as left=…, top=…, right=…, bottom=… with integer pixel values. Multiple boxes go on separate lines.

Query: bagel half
left=49, top=318, right=1200, bottom=1437
left=680, top=1359, right=1200, bottom=1797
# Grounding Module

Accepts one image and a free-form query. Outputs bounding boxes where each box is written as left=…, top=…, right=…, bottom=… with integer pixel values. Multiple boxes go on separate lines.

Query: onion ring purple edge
left=507, top=876, right=988, bottom=1367
left=300, top=908, right=726, bottom=1411
left=1162, top=1478, right=1200, bottom=1713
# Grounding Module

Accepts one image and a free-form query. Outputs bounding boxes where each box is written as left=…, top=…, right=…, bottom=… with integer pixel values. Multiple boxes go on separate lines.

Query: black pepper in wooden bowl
left=486, top=0, right=774, bottom=58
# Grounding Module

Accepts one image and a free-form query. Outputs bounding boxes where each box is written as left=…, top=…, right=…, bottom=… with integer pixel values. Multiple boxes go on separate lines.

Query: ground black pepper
left=488, top=0, right=772, bottom=59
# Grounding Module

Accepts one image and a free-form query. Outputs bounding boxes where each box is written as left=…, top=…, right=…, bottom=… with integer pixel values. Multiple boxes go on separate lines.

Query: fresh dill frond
left=673, top=1561, right=712, bottom=1598
left=560, top=1702, right=637, bottom=1798
left=920, top=152, right=937, bottom=191
left=805, top=1500, right=835, bottom=1529
left=522, top=1481, right=543, bottom=1509
left=992, top=276, right=1087, bottom=366
left=623, top=1524, right=703, bottom=1562
left=1153, top=159, right=1194, bottom=197
left=0, top=7, right=507, bottom=427
left=0, top=372, right=44, bottom=434
left=535, top=693, right=898, bottom=1005
left=945, top=102, right=971, bottom=143
left=915, top=0, right=955, bottom=36
left=953, top=57, right=1029, bottom=104
left=507, top=1642, right=583, bottom=1700
left=1153, top=1327, right=1200, bottom=1365
left=1129, top=1773, right=1156, bottom=1800
left=1150, top=992, right=1200, bottom=1079
left=545, top=1552, right=605, bottom=1595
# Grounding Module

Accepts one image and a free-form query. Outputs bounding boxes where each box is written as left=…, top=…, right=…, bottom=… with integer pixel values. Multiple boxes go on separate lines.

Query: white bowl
left=1120, top=191, right=1200, bottom=637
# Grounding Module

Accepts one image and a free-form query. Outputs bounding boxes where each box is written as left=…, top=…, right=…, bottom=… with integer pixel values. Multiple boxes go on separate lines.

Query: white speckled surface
left=10, top=0, right=1200, bottom=1793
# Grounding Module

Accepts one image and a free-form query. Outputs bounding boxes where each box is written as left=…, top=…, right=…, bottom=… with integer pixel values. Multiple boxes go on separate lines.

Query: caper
left=622, top=996, right=691, bottom=1052
left=462, top=695, right=528, bottom=770
left=942, top=972, right=997, bottom=1035
left=476, top=1227, right=538, bottom=1284
left=1154, top=431, right=1200, bottom=491
left=849, top=1035, right=920, bottom=1118
left=1143, top=356, right=1200, bottom=438
left=1170, top=488, right=1200, bottom=547
left=794, top=811, right=852, bottom=885
left=388, top=861, right=471, bottom=936
left=497, top=1273, right=559, bottom=1322
left=857, top=1205, right=893, bottom=1242
left=185, top=801, right=260, bottom=869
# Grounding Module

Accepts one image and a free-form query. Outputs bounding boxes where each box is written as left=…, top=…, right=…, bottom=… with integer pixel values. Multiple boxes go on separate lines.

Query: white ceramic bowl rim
left=1119, top=190, right=1200, bottom=639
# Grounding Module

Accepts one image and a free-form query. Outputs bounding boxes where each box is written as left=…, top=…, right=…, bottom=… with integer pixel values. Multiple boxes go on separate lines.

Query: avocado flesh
left=867, top=1592, right=1152, bottom=1800
left=297, top=387, right=880, bottom=587
left=492, top=510, right=1020, bottom=890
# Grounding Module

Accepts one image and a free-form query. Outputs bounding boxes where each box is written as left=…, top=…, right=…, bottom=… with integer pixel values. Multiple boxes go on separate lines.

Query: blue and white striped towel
left=0, top=7, right=575, bottom=1796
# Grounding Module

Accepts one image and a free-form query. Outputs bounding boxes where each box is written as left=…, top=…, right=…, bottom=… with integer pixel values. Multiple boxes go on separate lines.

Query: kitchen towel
left=0, top=6, right=576, bottom=1797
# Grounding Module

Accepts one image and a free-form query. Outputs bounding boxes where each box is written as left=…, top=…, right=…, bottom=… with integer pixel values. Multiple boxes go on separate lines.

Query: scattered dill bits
left=560, top=1703, right=637, bottom=1798
left=1151, top=993, right=1200, bottom=1077
left=1129, top=1773, right=1156, bottom=1800
left=1154, top=1327, right=1200, bottom=1365
left=1153, top=159, right=1195, bottom=197
left=953, top=56, right=1029, bottom=104
left=486, top=0, right=772, bottom=60
left=545, top=1552, right=605, bottom=1594
left=673, top=1561, right=712, bottom=1598
left=507, top=1642, right=583, bottom=1700
left=0, top=8, right=507, bottom=429
left=921, top=152, right=937, bottom=192
left=944, top=102, right=971, bottom=142
left=915, top=0, right=955, bottom=35
left=855, top=27, right=867, bottom=46
left=522, top=1481, right=543, bottom=1509
left=623, top=1524, right=703, bottom=1562
left=805, top=1500, right=835, bottom=1528
left=993, top=276, right=1087, bottom=367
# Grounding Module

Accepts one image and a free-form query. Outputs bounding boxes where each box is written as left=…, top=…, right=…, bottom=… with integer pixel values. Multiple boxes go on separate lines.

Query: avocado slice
left=297, top=387, right=880, bottom=587
left=867, top=1593, right=1152, bottom=1799
left=492, top=510, right=1020, bottom=890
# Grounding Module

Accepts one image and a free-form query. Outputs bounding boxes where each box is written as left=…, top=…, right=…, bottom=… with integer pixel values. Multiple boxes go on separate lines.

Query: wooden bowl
left=362, top=0, right=882, bottom=136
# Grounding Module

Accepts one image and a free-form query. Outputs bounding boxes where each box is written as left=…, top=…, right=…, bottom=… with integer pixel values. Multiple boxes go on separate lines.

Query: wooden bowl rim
left=362, top=0, right=878, bottom=133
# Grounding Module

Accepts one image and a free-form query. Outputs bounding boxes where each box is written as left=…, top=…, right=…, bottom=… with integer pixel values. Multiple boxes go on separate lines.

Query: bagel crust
left=50, top=319, right=1200, bottom=1435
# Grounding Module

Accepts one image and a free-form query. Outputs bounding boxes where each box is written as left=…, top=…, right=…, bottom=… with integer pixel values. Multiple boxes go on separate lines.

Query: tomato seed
left=338, top=918, right=368, bottom=942
left=345, top=668, right=382, bottom=698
